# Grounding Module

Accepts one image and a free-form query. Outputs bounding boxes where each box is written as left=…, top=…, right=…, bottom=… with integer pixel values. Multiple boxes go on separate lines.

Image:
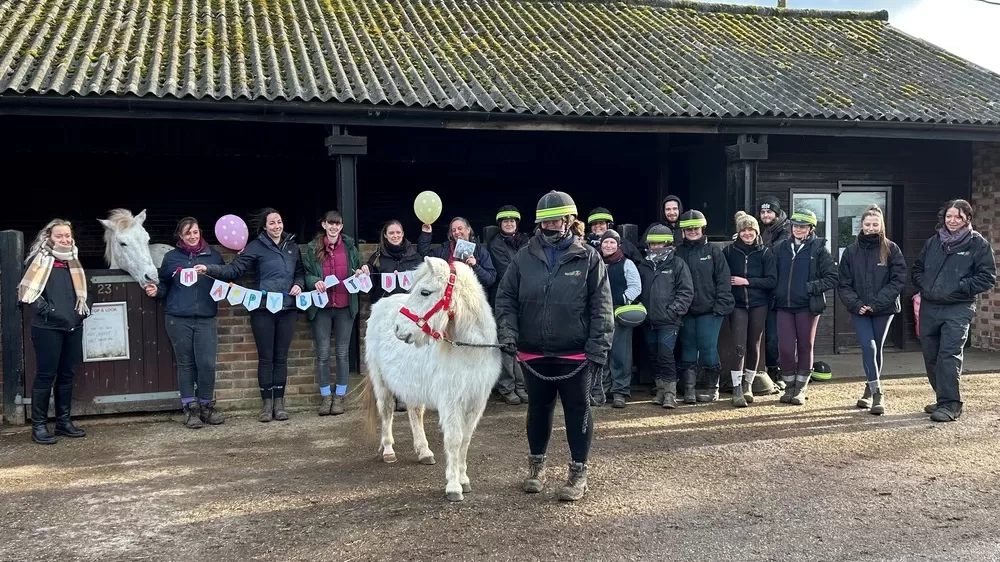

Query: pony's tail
left=358, top=374, right=379, bottom=443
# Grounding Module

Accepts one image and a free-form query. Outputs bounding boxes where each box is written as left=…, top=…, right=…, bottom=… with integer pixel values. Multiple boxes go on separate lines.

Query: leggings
left=730, top=307, right=767, bottom=373
left=851, top=314, right=894, bottom=388
left=523, top=359, right=593, bottom=464
left=777, top=310, right=820, bottom=373
left=249, top=308, right=297, bottom=400
left=679, top=313, right=724, bottom=369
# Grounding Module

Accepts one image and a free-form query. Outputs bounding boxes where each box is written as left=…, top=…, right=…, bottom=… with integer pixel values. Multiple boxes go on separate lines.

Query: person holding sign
left=18, top=219, right=92, bottom=445
left=418, top=217, right=496, bottom=290
left=303, top=210, right=365, bottom=416
left=195, top=208, right=305, bottom=423
left=146, top=218, right=227, bottom=428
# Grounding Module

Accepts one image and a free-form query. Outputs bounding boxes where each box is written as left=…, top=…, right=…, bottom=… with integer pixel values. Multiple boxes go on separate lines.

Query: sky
left=723, top=0, right=1000, bottom=73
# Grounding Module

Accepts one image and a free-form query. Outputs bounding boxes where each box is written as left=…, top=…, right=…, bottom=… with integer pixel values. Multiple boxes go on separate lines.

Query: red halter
left=398, top=262, right=457, bottom=341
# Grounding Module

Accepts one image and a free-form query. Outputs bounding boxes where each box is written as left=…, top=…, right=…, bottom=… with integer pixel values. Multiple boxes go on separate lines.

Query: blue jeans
left=164, top=315, right=218, bottom=402
left=312, top=306, right=355, bottom=391
left=593, top=324, right=635, bottom=398
left=851, top=313, right=894, bottom=383
left=764, top=307, right=779, bottom=369
left=643, top=325, right=679, bottom=383
left=679, top=314, right=724, bottom=369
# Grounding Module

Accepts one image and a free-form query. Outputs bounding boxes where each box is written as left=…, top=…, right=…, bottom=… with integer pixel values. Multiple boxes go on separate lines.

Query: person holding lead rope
left=494, top=190, right=614, bottom=502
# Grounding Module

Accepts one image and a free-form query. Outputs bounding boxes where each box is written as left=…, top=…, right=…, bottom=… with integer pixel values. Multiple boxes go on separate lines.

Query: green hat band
left=646, top=234, right=673, bottom=243
left=679, top=218, right=707, bottom=229
left=588, top=212, right=613, bottom=223
left=496, top=210, right=521, bottom=221
left=536, top=204, right=577, bottom=221
left=791, top=212, right=818, bottom=226
left=614, top=304, right=647, bottom=315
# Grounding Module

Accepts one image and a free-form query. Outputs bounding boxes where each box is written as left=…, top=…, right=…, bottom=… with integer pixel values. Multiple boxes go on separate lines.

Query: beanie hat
left=759, top=196, right=782, bottom=215
left=496, top=205, right=521, bottom=223
left=587, top=207, right=614, bottom=225
left=678, top=210, right=707, bottom=230
left=645, top=224, right=673, bottom=244
left=734, top=211, right=760, bottom=236
left=600, top=229, right=621, bottom=245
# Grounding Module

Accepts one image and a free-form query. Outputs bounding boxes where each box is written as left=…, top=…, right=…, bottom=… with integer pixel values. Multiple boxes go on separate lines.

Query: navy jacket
left=205, top=232, right=306, bottom=311
left=156, top=245, right=226, bottom=318
left=722, top=240, right=777, bottom=309
left=417, top=231, right=497, bottom=289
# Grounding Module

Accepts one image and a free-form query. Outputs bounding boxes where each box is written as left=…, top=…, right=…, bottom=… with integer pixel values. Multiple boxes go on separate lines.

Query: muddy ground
left=3, top=373, right=1000, bottom=562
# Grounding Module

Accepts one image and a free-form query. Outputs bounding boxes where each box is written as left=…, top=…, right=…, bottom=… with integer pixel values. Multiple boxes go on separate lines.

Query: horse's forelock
left=105, top=208, right=135, bottom=230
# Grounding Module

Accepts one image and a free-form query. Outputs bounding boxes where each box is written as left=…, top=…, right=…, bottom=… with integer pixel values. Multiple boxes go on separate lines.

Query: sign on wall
left=82, top=301, right=130, bottom=362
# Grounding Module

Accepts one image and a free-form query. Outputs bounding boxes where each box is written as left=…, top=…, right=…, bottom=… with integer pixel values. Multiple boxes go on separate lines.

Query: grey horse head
left=98, top=208, right=159, bottom=285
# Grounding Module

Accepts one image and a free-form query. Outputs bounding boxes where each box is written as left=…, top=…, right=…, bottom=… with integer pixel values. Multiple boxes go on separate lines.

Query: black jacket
left=28, top=264, right=90, bottom=332
left=837, top=236, right=907, bottom=316
left=584, top=233, right=643, bottom=264
left=156, top=246, right=226, bottom=318
left=417, top=231, right=497, bottom=289
left=495, top=235, right=614, bottom=365
left=722, top=240, right=777, bottom=309
left=674, top=237, right=735, bottom=317
left=761, top=212, right=791, bottom=248
left=774, top=235, right=838, bottom=315
left=487, top=232, right=527, bottom=304
left=205, top=232, right=306, bottom=311
left=912, top=230, right=997, bottom=306
left=637, top=249, right=694, bottom=328
left=367, top=241, right=424, bottom=304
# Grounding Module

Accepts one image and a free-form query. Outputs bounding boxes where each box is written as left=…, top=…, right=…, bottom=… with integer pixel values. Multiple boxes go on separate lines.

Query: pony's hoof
left=446, top=491, right=464, bottom=502
left=418, top=455, right=436, bottom=465
left=461, top=482, right=471, bottom=493
left=382, top=452, right=397, bottom=463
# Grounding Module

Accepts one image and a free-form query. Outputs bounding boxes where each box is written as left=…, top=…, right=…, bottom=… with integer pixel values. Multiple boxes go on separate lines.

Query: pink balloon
left=215, top=214, right=249, bottom=251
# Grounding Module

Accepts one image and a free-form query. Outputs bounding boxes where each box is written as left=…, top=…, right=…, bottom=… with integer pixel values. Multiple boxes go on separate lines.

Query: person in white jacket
left=591, top=230, right=642, bottom=408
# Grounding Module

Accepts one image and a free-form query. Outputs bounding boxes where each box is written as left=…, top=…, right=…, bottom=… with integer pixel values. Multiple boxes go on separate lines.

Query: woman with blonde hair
left=837, top=205, right=906, bottom=415
left=18, top=219, right=91, bottom=444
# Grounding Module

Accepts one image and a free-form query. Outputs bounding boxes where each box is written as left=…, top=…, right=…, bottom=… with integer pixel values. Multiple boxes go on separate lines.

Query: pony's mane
left=102, top=208, right=136, bottom=265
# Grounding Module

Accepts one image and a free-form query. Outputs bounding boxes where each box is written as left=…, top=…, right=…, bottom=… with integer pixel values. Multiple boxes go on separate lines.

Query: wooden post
left=0, top=230, right=25, bottom=424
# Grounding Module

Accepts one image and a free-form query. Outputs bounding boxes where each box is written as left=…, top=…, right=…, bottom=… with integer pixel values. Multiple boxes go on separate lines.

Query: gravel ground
left=2, top=374, right=1000, bottom=562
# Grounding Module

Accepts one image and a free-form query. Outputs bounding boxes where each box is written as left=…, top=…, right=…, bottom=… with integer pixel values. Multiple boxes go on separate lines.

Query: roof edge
left=608, top=0, right=890, bottom=21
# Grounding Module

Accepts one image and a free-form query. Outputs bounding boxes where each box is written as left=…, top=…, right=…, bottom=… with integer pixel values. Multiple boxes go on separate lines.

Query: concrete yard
left=2, top=356, right=1000, bottom=561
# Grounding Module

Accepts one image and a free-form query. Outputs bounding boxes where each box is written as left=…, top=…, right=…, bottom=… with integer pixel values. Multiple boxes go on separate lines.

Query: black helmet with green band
left=789, top=209, right=818, bottom=227
left=496, top=205, right=521, bottom=223
left=535, top=190, right=578, bottom=223
left=645, top=224, right=674, bottom=244
left=587, top=207, right=614, bottom=225
left=678, top=210, right=708, bottom=230
left=614, top=303, right=647, bottom=328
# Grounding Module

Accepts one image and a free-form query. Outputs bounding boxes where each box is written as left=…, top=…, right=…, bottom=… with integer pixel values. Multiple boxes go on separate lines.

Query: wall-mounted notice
left=82, top=301, right=130, bottom=362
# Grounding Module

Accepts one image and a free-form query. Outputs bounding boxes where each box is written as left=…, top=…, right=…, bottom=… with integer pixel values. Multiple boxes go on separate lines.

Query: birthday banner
left=172, top=267, right=417, bottom=314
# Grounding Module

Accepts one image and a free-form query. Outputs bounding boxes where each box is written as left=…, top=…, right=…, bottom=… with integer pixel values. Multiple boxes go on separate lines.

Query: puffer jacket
left=367, top=240, right=423, bottom=304
left=674, top=236, right=735, bottom=316
left=28, top=263, right=91, bottom=332
left=774, top=234, right=838, bottom=315
left=205, top=232, right=306, bottom=311
left=722, top=239, right=777, bottom=309
left=912, top=230, right=997, bottom=305
left=837, top=235, right=907, bottom=316
left=637, top=249, right=694, bottom=328
left=494, top=234, right=614, bottom=365
left=156, top=245, right=226, bottom=318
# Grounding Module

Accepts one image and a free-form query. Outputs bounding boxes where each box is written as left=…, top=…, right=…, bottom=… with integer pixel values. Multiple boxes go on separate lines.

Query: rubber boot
left=682, top=368, right=697, bottom=404
left=31, top=388, right=56, bottom=445
left=870, top=391, right=885, bottom=416
left=557, top=462, right=588, bottom=501
left=199, top=400, right=225, bottom=425
left=183, top=402, right=205, bottom=429
left=273, top=397, right=289, bottom=421
left=696, top=366, right=721, bottom=402
left=779, top=371, right=796, bottom=403
left=742, top=370, right=755, bottom=404
left=54, top=383, right=86, bottom=438
left=651, top=378, right=665, bottom=406
left=259, top=398, right=274, bottom=423
left=730, top=371, right=747, bottom=408
left=662, top=381, right=677, bottom=409
left=790, top=372, right=810, bottom=406
left=857, top=384, right=873, bottom=409
left=523, top=454, right=547, bottom=493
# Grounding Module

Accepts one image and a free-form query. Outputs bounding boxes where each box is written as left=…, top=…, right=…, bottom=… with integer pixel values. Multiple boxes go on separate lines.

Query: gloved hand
left=500, top=340, right=518, bottom=356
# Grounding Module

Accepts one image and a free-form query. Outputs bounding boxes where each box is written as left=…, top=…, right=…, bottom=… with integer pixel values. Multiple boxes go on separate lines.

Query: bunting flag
left=172, top=267, right=416, bottom=314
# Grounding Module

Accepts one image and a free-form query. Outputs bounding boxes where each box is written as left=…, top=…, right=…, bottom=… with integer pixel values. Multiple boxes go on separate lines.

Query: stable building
left=2, top=0, right=999, bottom=421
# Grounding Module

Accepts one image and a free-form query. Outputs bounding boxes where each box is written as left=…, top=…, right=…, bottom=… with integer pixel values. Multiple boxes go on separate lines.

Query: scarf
left=177, top=238, right=207, bottom=257
left=602, top=248, right=624, bottom=265
left=382, top=239, right=407, bottom=260
left=18, top=242, right=89, bottom=315
left=938, top=225, right=971, bottom=252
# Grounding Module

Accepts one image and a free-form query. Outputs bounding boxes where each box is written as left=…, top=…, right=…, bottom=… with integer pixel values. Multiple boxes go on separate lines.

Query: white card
left=381, top=272, right=397, bottom=292
left=343, top=275, right=361, bottom=294
left=179, top=268, right=198, bottom=287
left=209, top=279, right=229, bottom=302
left=323, top=274, right=339, bottom=287
left=397, top=270, right=415, bottom=291
left=226, top=284, right=246, bottom=306
left=357, top=273, right=373, bottom=293
left=243, top=289, right=262, bottom=311
left=266, top=292, right=283, bottom=313
left=312, top=290, right=329, bottom=308
left=295, top=292, right=312, bottom=311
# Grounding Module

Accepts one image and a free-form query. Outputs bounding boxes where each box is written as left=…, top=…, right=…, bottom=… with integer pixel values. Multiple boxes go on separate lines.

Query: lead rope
left=441, top=336, right=589, bottom=382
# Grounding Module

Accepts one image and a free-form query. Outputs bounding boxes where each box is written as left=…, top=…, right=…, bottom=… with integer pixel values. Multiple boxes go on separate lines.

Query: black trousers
left=31, top=326, right=82, bottom=392
left=523, top=359, right=593, bottom=464
left=920, top=302, right=975, bottom=412
left=249, top=309, right=297, bottom=399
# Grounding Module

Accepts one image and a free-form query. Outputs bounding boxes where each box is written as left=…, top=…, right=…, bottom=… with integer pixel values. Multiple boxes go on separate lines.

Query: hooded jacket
left=911, top=229, right=997, bottom=306
left=761, top=211, right=791, bottom=248
left=637, top=248, right=694, bottom=328
left=674, top=236, right=735, bottom=316
left=640, top=195, right=684, bottom=248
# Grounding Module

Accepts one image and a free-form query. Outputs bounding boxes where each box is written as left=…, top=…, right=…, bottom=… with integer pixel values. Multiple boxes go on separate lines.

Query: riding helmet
left=535, top=190, right=577, bottom=223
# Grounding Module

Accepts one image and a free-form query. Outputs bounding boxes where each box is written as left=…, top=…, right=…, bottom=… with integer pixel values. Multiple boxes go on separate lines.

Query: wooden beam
left=1, top=230, right=25, bottom=424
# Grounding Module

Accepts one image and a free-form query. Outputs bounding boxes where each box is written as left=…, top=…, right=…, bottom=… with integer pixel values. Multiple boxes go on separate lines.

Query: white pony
left=98, top=208, right=173, bottom=284
left=361, top=256, right=502, bottom=502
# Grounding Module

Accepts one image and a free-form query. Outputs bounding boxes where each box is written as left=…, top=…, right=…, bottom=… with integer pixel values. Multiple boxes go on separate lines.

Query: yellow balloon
left=414, top=191, right=443, bottom=225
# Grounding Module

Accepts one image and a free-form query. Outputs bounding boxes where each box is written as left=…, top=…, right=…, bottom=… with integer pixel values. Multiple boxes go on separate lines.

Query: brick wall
left=209, top=243, right=381, bottom=411
left=971, top=141, right=1000, bottom=351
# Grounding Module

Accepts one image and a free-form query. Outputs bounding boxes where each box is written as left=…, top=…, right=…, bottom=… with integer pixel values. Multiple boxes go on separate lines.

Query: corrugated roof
left=1, top=0, right=999, bottom=124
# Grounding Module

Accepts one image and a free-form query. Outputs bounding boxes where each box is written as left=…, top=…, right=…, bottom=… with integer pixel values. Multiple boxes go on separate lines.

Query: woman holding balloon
left=196, top=207, right=305, bottom=423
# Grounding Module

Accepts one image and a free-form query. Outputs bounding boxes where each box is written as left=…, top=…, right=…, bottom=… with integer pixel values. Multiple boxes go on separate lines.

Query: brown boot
left=523, top=455, right=547, bottom=493
left=183, top=402, right=205, bottom=429
left=198, top=400, right=225, bottom=425
left=331, top=395, right=345, bottom=415
left=557, top=462, right=588, bottom=501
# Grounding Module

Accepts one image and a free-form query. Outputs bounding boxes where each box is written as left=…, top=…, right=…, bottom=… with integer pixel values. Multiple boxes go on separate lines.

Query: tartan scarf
left=18, top=242, right=90, bottom=316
